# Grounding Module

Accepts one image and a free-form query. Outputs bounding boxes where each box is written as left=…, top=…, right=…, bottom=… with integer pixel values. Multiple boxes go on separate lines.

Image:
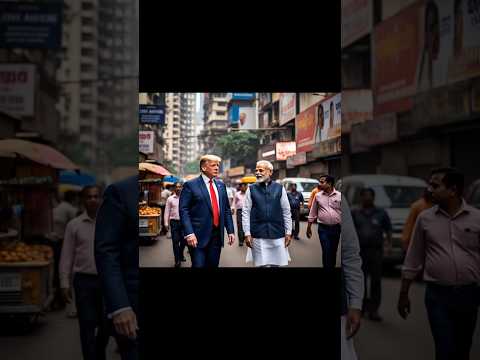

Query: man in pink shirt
left=306, top=175, right=342, bottom=269
left=59, top=185, right=110, bottom=360
left=164, top=182, right=187, bottom=267
left=233, top=183, right=248, bottom=246
left=398, top=168, right=480, bottom=360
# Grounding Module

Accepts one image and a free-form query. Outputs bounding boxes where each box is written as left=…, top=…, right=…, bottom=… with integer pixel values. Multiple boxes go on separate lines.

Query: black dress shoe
left=174, top=262, right=181, bottom=268
left=181, top=256, right=186, bottom=262
left=294, top=236, right=300, bottom=240
left=239, top=243, right=244, bottom=247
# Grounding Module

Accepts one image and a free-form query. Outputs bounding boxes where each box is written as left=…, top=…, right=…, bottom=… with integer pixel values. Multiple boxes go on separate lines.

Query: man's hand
left=164, top=225, right=169, bottom=233
left=113, top=309, right=139, bottom=340
left=397, top=292, right=411, bottom=319
left=285, top=234, right=292, bottom=247
left=346, top=308, right=361, bottom=339
left=228, top=233, right=235, bottom=246
left=245, top=235, right=253, bottom=248
left=61, top=288, right=72, bottom=304
left=306, top=225, right=313, bottom=239
left=186, top=234, right=198, bottom=248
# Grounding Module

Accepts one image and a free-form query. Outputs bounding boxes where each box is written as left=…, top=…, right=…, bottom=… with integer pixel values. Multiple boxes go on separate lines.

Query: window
left=81, top=48, right=95, bottom=57
left=216, top=111, right=225, bottom=116
left=82, top=2, right=94, bottom=11
left=81, top=33, right=94, bottom=42
left=217, top=101, right=227, bottom=107
left=82, top=17, right=94, bottom=26
left=81, top=63, right=94, bottom=72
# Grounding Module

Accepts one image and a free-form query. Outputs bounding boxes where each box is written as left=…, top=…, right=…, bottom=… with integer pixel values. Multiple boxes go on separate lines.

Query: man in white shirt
left=242, top=160, right=292, bottom=267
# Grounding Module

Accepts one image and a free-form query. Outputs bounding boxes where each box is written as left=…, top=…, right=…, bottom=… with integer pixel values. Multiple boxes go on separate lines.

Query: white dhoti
left=246, top=237, right=291, bottom=267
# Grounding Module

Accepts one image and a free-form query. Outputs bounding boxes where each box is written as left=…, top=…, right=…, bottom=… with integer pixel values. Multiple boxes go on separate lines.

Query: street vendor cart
left=0, top=139, right=78, bottom=325
left=138, top=162, right=171, bottom=244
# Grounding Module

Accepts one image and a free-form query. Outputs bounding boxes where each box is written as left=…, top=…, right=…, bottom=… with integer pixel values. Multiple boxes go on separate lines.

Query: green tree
left=162, top=159, right=177, bottom=174
left=184, top=160, right=199, bottom=175
left=214, top=132, right=259, bottom=169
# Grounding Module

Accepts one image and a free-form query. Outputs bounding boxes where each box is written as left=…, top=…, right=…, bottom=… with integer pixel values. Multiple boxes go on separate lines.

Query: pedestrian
left=242, top=160, right=292, bottom=267
left=159, top=184, right=172, bottom=235
left=341, top=196, right=364, bottom=360
left=59, top=185, right=110, bottom=360
left=351, top=187, right=392, bottom=321
left=307, top=182, right=322, bottom=209
left=287, top=183, right=304, bottom=240
left=401, top=188, right=433, bottom=250
left=233, top=182, right=248, bottom=246
left=164, top=182, right=188, bottom=267
left=226, top=183, right=236, bottom=213
left=52, top=190, right=79, bottom=312
left=95, top=176, right=139, bottom=360
left=306, top=175, right=341, bottom=269
left=398, top=167, right=480, bottom=360
left=179, top=155, right=235, bottom=268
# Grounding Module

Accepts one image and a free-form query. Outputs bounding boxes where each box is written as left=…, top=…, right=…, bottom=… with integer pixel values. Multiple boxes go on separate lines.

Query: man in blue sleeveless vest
left=242, top=160, right=292, bottom=267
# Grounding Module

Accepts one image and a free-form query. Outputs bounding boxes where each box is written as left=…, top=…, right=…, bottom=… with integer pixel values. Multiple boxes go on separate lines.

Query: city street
left=140, top=218, right=335, bottom=267
left=0, top=310, right=119, bottom=360
left=354, top=275, right=480, bottom=360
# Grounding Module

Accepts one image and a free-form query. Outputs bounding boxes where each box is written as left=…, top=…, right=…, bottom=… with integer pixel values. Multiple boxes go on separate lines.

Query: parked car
left=338, top=175, right=427, bottom=267
left=280, top=178, right=320, bottom=218
left=465, top=179, right=480, bottom=209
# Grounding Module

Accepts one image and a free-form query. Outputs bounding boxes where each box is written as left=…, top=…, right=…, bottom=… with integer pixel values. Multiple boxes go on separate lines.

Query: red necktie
left=209, top=180, right=220, bottom=227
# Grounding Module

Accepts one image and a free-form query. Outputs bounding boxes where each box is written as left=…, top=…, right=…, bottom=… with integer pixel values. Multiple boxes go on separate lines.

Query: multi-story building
left=199, top=92, right=229, bottom=154
left=57, top=0, right=139, bottom=181
left=139, top=92, right=165, bottom=163
left=163, top=93, right=197, bottom=174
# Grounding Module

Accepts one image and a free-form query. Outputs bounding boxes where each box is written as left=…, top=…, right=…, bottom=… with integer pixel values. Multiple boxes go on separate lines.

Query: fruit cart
left=0, top=232, right=54, bottom=325
left=138, top=205, right=162, bottom=245
left=0, top=139, right=78, bottom=325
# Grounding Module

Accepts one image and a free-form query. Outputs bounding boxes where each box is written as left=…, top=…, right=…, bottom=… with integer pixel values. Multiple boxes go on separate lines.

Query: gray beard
left=256, top=176, right=270, bottom=183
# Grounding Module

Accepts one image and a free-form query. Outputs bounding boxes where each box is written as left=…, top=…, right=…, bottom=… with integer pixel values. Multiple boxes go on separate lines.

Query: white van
left=280, top=177, right=320, bottom=217
left=339, top=175, right=427, bottom=267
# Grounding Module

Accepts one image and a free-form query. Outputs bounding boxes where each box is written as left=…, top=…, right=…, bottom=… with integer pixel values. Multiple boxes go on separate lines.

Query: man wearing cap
left=179, top=155, right=235, bottom=268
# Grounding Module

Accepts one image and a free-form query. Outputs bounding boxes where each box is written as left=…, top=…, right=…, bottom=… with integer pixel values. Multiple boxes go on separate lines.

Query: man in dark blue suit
left=179, top=154, right=235, bottom=268
left=94, top=175, right=139, bottom=360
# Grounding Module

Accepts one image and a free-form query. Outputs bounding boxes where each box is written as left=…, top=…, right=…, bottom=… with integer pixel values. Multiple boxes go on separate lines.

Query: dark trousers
left=317, top=223, right=341, bottom=269
left=114, top=333, right=139, bottom=360
left=425, top=283, right=480, bottom=360
left=360, top=247, right=383, bottom=313
left=190, top=227, right=222, bottom=268
left=73, top=273, right=110, bottom=360
left=291, top=208, right=300, bottom=238
left=170, top=219, right=187, bottom=264
left=236, top=209, right=245, bottom=245
left=160, top=205, right=167, bottom=234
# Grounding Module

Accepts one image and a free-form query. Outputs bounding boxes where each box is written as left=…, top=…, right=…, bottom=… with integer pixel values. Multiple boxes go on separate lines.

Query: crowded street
left=140, top=217, right=331, bottom=268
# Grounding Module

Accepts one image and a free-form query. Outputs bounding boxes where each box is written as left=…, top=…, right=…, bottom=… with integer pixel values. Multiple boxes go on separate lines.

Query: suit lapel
left=198, top=176, right=213, bottom=214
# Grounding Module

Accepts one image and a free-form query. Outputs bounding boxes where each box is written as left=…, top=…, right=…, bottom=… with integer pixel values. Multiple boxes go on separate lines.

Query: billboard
left=286, top=152, right=307, bottom=168
left=342, top=0, right=373, bottom=48
left=139, top=104, right=165, bottom=125
left=275, top=142, right=296, bottom=161
left=295, top=103, right=317, bottom=153
left=317, top=93, right=342, bottom=142
left=231, top=93, right=256, bottom=100
left=0, top=64, right=35, bottom=117
left=228, top=103, right=239, bottom=125
left=279, top=93, right=296, bottom=125
left=238, top=106, right=257, bottom=130
left=139, top=131, right=155, bottom=154
left=0, top=2, right=63, bottom=49
left=373, top=0, right=480, bottom=116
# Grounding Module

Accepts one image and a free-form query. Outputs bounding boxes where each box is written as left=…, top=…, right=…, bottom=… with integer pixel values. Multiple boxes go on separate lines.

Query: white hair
left=256, top=160, right=273, bottom=171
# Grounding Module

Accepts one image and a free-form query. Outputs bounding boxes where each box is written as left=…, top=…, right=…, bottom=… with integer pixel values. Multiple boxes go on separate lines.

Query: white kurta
left=242, top=182, right=293, bottom=267
left=246, top=237, right=291, bottom=266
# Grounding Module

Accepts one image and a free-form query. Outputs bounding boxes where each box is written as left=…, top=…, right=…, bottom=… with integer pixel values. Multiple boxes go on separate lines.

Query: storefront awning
left=0, top=139, right=79, bottom=170
left=138, top=162, right=171, bottom=176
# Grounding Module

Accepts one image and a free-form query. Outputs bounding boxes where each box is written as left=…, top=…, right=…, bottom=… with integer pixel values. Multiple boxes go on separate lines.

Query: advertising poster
left=238, top=106, right=257, bottom=130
